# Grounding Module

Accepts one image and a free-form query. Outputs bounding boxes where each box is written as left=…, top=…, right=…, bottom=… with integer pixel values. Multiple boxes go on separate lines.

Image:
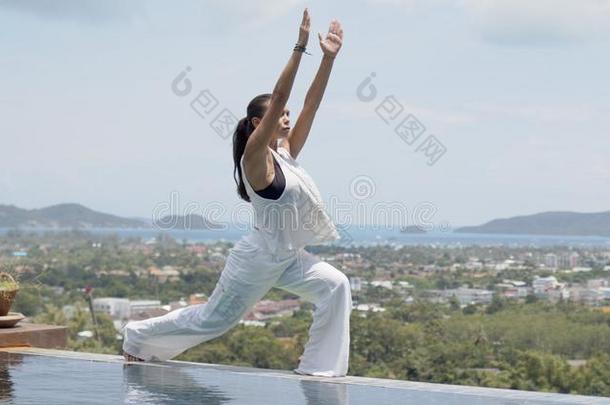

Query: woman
left=123, top=8, right=351, bottom=377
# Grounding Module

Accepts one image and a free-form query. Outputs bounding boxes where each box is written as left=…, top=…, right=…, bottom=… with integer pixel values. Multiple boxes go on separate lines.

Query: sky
left=1, top=0, right=609, bottom=229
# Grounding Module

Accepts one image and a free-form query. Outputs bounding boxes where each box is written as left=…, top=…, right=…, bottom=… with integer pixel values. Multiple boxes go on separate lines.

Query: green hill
left=456, top=211, right=610, bottom=237
left=0, top=203, right=148, bottom=228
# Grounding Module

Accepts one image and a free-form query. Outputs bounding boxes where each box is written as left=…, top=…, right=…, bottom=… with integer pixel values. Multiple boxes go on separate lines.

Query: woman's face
left=253, top=102, right=291, bottom=137
left=278, top=107, right=291, bottom=136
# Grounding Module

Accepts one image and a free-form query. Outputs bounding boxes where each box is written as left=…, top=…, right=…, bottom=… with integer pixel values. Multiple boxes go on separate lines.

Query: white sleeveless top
left=240, top=146, right=340, bottom=255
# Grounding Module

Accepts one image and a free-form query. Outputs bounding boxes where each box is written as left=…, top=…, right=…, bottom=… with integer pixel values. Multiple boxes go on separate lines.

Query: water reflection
left=5, top=351, right=349, bottom=405
left=123, top=362, right=349, bottom=405
left=0, top=352, right=23, bottom=403
left=0, top=360, right=14, bottom=402
left=123, top=363, right=232, bottom=404
left=0, top=352, right=593, bottom=405
left=300, top=380, right=348, bottom=405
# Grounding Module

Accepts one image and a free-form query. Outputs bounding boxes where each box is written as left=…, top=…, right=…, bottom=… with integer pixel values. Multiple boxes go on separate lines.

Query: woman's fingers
left=328, top=20, right=343, bottom=39
left=317, top=18, right=344, bottom=55
left=298, top=7, right=311, bottom=45
left=325, top=19, right=343, bottom=39
left=327, top=32, right=342, bottom=44
left=302, top=8, right=310, bottom=27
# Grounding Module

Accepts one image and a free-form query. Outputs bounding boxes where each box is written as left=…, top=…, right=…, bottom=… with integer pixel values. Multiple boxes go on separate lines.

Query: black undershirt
left=253, top=155, right=286, bottom=200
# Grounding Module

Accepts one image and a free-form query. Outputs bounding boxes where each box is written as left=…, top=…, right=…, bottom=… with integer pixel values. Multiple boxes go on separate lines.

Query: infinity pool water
left=1, top=350, right=608, bottom=404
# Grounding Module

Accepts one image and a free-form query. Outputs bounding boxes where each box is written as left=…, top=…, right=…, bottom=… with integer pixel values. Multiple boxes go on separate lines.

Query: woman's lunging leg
left=122, top=250, right=278, bottom=361
left=122, top=299, right=229, bottom=362
left=122, top=275, right=246, bottom=361
left=274, top=250, right=352, bottom=377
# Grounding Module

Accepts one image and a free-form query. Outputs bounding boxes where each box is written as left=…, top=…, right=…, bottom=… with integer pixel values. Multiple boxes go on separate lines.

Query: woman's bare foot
left=123, top=351, right=145, bottom=362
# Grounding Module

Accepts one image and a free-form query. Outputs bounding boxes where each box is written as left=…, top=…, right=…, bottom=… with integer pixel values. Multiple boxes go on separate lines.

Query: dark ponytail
left=233, top=93, right=272, bottom=202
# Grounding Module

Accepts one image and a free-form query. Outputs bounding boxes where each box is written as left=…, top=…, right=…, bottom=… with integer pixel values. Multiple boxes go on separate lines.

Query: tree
left=463, top=304, right=478, bottom=315
left=486, top=295, right=506, bottom=314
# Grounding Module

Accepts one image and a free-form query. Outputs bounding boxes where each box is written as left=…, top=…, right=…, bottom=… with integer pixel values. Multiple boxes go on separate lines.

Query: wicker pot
left=0, top=272, right=19, bottom=317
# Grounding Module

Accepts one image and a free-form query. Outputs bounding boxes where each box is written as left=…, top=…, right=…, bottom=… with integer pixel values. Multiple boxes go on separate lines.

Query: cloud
left=206, top=0, right=306, bottom=30
left=0, top=171, right=14, bottom=194
left=463, top=102, right=606, bottom=124
left=0, top=0, right=304, bottom=27
left=326, top=99, right=476, bottom=125
left=209, top=0, right=305, bottom=21
left=0, top=0, right=147, bottom=23
left=365, top=0, right=452, bottom=13
left=331, top=97, right=608, bottom=129
left=368, top=0, right=610, bottom=45
left=463, top=0, right=610, bottom=46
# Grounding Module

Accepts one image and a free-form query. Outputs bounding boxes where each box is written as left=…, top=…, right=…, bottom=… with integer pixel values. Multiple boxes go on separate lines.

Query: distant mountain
left=154, top=214, right=224, bottom=230
left=129, top=217, right=154, bottom=226
left=399, top=225, right=427, bottom=234
left=0, top=203, right=149, bottom=229
left=456, top=211, right=610, bottom=237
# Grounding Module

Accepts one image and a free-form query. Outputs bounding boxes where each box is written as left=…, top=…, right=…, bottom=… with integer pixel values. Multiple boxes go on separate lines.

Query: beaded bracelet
left=293, top=43, right=311, bottom=55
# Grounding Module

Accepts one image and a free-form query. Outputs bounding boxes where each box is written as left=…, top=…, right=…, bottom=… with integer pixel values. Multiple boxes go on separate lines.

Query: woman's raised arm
left=285, top=19, right=343, bottom=159
left=244, top=8, right=311, bottom=165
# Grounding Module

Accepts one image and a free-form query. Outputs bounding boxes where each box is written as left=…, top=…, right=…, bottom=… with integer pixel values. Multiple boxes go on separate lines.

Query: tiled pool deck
left=1, top=347, right=609, bottom=404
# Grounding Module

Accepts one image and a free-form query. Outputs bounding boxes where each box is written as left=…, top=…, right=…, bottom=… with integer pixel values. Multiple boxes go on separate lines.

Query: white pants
left=122, top=232, right=352, bottom=377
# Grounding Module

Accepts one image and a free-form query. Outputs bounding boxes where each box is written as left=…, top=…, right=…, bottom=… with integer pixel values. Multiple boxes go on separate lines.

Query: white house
left=371, top=280, right=393, bottom=290
left=93, top=297, right=131, bottom=320
left=349, top=277, right=362, bottom=292
left=533, top=276, right=559, bottom=295
left=445, top=288, right=493, bottom=305
left=129, top=300, right=163, bottom=317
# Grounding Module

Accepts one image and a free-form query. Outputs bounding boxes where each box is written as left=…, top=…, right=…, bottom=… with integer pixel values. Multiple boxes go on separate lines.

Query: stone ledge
left=0, top=323, right=67, bottom=349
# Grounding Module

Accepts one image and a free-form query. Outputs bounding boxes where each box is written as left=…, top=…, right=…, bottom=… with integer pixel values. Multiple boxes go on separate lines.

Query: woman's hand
left=297, top=8, right=311, bottom=47
left=318, top=19, right=343, bottom=59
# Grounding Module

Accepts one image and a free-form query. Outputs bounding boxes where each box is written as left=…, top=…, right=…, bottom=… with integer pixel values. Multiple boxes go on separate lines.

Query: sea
left=2, top=226, right=610, bottom=248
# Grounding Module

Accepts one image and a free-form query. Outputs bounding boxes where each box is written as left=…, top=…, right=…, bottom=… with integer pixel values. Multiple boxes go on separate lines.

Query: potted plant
left=0, top=270, right=20, bottom=319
